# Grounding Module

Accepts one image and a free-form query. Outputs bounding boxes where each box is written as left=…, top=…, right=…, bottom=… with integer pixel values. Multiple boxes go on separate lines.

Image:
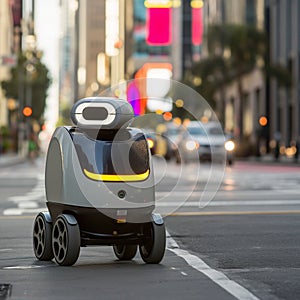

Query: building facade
left=204, top=0, right=265, bottom=139
left=55, top=0, right=299, bottom=159
left=203, top=0, right=299, bottom=157
left=73, top=0, right=133, bottom=100
left=58, top=0, right=78, bottom=111
left=267, top=0, right=300, bottom=155
left=0, top=0, right=15, bottom=127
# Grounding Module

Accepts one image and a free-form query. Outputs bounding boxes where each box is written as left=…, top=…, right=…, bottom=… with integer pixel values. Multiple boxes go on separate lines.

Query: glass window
left=187, top=127, right=206, bottom=135
left=71, top=129, right=149, bottom=179
left=208, top=127, right=223, bottom=135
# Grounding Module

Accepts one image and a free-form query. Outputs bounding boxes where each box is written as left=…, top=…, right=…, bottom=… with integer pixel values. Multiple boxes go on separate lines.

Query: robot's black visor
left=71, top=129, right=150, bottom=182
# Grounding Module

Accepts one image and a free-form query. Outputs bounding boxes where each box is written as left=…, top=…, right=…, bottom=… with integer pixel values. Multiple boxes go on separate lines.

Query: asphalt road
left=166, top=214, right=300, bottom=300
left=0, top=156, right=300, bottom=299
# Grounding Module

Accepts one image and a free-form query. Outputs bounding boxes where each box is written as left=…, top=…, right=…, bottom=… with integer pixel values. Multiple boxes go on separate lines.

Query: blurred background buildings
left=0, top=0, right=299, bottom=159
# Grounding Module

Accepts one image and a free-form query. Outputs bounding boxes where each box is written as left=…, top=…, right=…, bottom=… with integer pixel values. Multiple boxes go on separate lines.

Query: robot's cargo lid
left=71, top=97, right=134, bottom=129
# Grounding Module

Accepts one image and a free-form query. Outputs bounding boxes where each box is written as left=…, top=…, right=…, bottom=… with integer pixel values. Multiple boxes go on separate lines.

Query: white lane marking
left=4, top=174, right=45, bottom=216
left=3, top=265, right=45, bottom=270
left=18, top=201, right=38, bottom=208
left=181, top=271, right=188, bottom=276
left=8, top=196, right=44, bottom=202
left=157, top=200, right=300, bottom=207
left=0, top=175, right=40, bottom=179
left=156, top=190, right=300, bottom=197
left=3, top=208, right=44, bottom=216
left=167, top=232, right=260, bottom=300
left=0, top=249, right=13, bottom=252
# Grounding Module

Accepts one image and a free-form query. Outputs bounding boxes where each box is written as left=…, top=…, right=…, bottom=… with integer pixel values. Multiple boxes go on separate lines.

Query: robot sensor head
left=71, top=97, right=134, bottom=129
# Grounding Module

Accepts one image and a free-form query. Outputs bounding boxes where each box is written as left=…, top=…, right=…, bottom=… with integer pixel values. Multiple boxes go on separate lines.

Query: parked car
left=177, top=121, right=235, bottom=164
left=144, top=124, right=181, bottom=161
left=162, top=124, right=182, bottom=161
left=144, top=130, right=157, bottom=155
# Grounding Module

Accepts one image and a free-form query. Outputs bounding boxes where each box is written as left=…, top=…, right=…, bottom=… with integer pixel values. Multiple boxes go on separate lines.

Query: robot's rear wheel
left=33, top=212, right=54, bottom=261
left=52, top=214, right=80, bottom=266
left=113, top=244, right=137, bottom=260
left=139, top=222, right=166, bottom=264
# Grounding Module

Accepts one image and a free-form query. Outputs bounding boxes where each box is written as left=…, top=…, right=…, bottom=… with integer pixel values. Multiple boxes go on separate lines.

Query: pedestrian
left=274, top=131, right=281, bottom=161
left=28, top=133, right=38, bottom=163
left=295, top=137, right=300, bottom=163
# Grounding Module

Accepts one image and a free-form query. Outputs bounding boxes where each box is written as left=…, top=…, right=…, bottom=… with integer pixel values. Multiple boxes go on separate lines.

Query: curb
left=237, top=155, right=300, bottom=167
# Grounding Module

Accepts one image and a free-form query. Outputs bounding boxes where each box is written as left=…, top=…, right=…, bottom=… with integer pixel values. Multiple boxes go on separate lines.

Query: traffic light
left=258, top=115, right=269, bottom=140
left=22, top=106, right=33, bottom=117
left=259, top=116, right=268, bottom=127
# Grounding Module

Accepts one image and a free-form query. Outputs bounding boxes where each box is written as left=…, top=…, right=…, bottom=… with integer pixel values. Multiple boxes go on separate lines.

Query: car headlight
left=185, top=140, right=199, bottom=151
left=225, top=140, right=235, bottom=152
left=147, top=138, right=155, bottom=149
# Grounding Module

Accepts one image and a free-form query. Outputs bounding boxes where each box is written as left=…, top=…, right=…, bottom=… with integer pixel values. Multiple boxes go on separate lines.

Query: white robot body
left=33, top=98, right=166, bottom=266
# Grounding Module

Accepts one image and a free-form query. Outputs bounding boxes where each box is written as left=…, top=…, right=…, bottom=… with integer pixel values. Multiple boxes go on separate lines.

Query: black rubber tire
left=52, top=214, right=80, bottom=266
left=33, top=212, right=54, bottom=261
left=113, top=244, right=137, bottom=260
left=139, top=222, right=166, bottom=264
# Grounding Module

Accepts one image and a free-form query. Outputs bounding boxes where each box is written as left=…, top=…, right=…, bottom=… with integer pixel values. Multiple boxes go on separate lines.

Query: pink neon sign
left=146, top=8, right=172, bottom=45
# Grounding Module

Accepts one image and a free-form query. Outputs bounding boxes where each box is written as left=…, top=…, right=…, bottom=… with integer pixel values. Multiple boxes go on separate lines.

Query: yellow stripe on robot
left=83, top=169, right=150, bottom=182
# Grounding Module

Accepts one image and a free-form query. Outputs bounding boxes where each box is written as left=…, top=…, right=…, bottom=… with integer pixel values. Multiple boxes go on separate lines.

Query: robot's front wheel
left=113, top=244, right=137, bottom=260
left=139, top=222, right=166, bottom=264
left=52, top=214, right=80, bottom=266
left=33, top=212, right=54, bottom=261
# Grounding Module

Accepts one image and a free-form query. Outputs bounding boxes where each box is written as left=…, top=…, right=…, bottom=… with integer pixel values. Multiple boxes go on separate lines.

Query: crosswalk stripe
left=156, top=200, right=300, bottom=207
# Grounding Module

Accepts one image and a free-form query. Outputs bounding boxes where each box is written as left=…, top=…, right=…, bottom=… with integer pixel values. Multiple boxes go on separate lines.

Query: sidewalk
left=0, top=153, right=27, bottom=168
left=239, top=153, right=300, bottom=166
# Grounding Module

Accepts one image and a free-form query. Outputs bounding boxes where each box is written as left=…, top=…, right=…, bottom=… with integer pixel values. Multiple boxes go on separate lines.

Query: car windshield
left=167, top=128, right=179, bottom=136
left=187, top=127, right=206, bottom=136
left=207, top=127, right=224, bottom=136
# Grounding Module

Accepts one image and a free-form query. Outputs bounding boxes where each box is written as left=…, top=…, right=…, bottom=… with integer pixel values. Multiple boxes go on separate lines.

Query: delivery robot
left=33, top=97, right=166, bottom=266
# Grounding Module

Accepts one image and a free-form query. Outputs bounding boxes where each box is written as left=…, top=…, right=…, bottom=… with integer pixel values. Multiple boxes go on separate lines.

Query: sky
left=34, top=0, right=60, bottom=131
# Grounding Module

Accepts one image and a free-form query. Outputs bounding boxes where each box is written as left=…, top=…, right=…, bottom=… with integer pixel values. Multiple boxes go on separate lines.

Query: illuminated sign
left=147, top=97, right=173, bottom=112
left=127, top=81, right=141, bottom=116
left=191, top=0, right=204, bottom=46
left=144, top=0, right=172, bottom=8
left=132, top=63, right=173, bottom=114
left=105, top=0, right=120, bottom=56
left=146, top=68, right=172, bottom=98
left=145, top=1, right=172, bottom=45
